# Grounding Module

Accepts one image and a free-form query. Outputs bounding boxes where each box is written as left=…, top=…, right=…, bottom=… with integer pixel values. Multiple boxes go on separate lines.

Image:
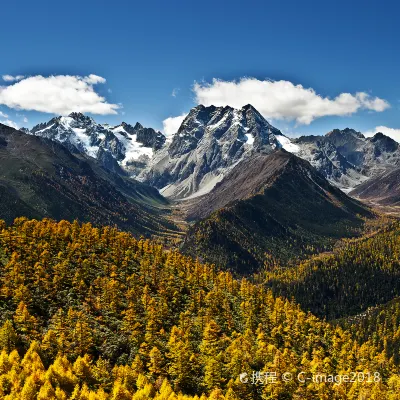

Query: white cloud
left=193, top=78, right=390, bottom=125
left=171, top=88, right=180, bottom=97
left=16, top=113, right=28, bottom=123
left=0, top=74, right=119, bottom=115
left=2, top=75, right=25, bottom=82
left=0, top=119, right=18, bottom=129
left=0, top=111, right=8, bottom=118
left=83, top=74, right=106, bottom=84
left=364, top=126, right=400, bottom=143
left=162, top=114, right=187, bottom=137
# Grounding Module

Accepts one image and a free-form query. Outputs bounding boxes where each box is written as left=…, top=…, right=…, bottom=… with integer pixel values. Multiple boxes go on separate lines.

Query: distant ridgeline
left=0, top=218, right=399, bottom=399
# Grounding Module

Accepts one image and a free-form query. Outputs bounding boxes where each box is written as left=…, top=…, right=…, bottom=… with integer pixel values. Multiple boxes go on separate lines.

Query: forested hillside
left=263, top=221, right=400, bottom=320
left=0, top=218, right=399, bottom=399
left=339, top=297, right=400, bottom=366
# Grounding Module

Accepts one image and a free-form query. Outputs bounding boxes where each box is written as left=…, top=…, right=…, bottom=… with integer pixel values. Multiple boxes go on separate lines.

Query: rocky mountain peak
left=371, top=131, right=398, bottom=145
left=67, top=112, right=94, bottom=125
left=242, top=103, right=265, bottom=120
left=177, top=105, right=221, bottom=136
left=115, top=122, right=135, bottom=135
left=370, top=132, right=399, bottom=153
left=326, top=128, right=365, bottom=139
left=133, top=122, right=144, bottom=130
left=144, top=104, right=285, bottom=199
left=242, top=103, right=257, bottom=111
left=19, top=127, right=30, bottom=134
left=372, top=132, right=387, bottom=140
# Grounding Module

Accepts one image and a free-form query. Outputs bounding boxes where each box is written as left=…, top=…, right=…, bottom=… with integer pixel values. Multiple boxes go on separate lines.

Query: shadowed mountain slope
left=0, top=124, right=176, bottom=236
left=181, top=150, right=373, bottom=274
left=350, top=166, right=400, bottom=207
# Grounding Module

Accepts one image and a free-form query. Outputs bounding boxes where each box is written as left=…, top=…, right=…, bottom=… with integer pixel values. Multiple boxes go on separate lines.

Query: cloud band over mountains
left=193, top=78, right=390, bottom=125
left=0, top=74, right=392, bottom=137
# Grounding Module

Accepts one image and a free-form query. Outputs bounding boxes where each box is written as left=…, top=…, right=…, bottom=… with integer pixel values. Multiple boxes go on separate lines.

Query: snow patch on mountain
left=27, top=113, right=165, bottom=174
left=245, top=133, right=255, bottom=145
left=275, top=135, right=299, bottom=153
left=34, top=123, right=55, bottom=134
left=113, top=131, right=154, bottom=165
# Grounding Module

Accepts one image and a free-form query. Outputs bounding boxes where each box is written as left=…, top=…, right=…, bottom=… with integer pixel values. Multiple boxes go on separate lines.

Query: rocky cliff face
left=141, top=104, right=285, bottom=199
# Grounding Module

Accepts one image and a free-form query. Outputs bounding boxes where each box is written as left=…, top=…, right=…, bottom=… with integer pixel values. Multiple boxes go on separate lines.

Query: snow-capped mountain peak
left=27, top=113, right=166, bottom=175
left=143, top=104, right=286, bottom=198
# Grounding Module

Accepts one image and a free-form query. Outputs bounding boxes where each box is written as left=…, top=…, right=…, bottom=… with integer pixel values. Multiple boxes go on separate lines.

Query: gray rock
left=293, top=128, right=400, bottom=191
left=27, top=112, right=166, bottom=175
left=142, top=104, right=283, bottom=199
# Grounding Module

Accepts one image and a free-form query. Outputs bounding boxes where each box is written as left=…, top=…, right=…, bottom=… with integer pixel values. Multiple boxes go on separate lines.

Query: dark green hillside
left=0, top=124, right=177, bottom=236
left=181, top=151, right=373, bottom=274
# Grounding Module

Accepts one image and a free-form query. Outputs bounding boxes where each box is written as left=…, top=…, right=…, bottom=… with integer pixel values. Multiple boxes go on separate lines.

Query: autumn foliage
left=0, top=218, right=399, bottom=399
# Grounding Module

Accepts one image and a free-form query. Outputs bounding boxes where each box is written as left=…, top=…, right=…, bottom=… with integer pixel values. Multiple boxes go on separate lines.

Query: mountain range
left=24, top=112, right=165, bottom=175
left=24, top=106, right=400, bottom=201
left=1, top=103, right=396, bottom=272
left=294, top=129, right=400, bottom=192
left=0, top=123, right=176, bottom=237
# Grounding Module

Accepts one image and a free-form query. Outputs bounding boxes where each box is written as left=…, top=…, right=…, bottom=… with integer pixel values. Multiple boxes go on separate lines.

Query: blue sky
left=1, top=0, right=399, bottom=140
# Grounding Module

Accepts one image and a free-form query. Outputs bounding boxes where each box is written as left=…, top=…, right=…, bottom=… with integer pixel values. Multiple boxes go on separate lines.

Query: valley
left=2, top=2, right=399, bottom=398
left=3, top=103, right=400, bottom=274
left=0, top=104, right=399, bottom=399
